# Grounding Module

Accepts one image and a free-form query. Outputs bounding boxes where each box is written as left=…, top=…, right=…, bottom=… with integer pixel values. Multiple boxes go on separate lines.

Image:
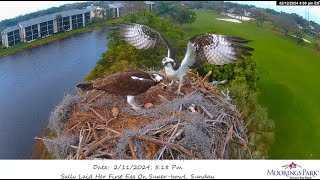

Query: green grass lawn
left=183, top=10, right=320, bottom=159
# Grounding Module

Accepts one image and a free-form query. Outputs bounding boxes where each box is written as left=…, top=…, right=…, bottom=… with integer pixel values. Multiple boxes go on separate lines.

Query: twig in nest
left=128, top=138, right=137, bottom=159
left=194, top=70, right=212, bottom=87
left=92, top=123, right=98, bottom=141
left=76, top=128, right=84, bottom=159
left=158, top=120, right=180, bottom=159
left=221, top=125, right=234, bottom=158
left=81, top=89, right=96, bottom=102
left=135, top=135, right=197, bottom=159
left=203, top=83, right=219, bottom=93
left=83, top=135, right=117, bottom=157
left=103, top=126, right=122, bottom=136
left=90, top=152, right=115, bottom=159
left=171, top=129, right=184, bottom=143
left=139, top=123, right=168, bottom=135
left=90, top=108, right=108, bottom=122
left=88, top=91, right=105, bottom=103
left=106, top=117, right=117, bottom=127
left=85, top=122, right=92, bottom=143
left=199, top=105, right=214, bottom=119
left=68, top=120, right=85, bottom=132
left=158, top=94, right=170, bottom=103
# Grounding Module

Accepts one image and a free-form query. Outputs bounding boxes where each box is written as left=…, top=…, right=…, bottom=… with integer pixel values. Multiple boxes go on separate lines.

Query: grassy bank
left=183, top=10, right=320, bottom=159
left=0, top=19, right=119, bottom=58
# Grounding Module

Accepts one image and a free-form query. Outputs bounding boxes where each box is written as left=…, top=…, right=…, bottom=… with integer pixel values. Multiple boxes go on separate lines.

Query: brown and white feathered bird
left=76, top=70, right=163, bottom=110
left=115, top=23, right=254, bottom=94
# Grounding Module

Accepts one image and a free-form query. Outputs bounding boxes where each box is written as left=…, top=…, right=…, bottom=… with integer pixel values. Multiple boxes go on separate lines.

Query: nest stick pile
left=41, top=71, right=251, bottom=160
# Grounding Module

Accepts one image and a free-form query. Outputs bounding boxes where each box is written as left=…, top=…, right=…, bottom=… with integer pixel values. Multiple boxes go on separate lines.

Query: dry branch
left=135, top=135, right=197, bottom=159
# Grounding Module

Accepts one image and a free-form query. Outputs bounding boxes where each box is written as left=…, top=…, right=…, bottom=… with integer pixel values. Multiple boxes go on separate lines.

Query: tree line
left=184, top=1, right=320, bottom=48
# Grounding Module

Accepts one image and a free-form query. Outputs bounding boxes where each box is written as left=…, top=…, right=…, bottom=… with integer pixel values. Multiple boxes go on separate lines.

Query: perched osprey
left=76, top=70, right=163, bottom=110
left=115, top=23, right=254, bottom=94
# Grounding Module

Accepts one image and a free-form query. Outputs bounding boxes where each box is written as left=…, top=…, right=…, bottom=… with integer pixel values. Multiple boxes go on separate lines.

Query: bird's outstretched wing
left=179, top=34, right=254, bottom=73
left=114, top=23, right=172, bottom=58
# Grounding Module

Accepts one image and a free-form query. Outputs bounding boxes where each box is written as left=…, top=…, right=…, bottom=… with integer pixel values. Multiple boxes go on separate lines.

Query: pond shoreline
left=0, top=19, right=117, bottom=58
left=0, top=28, right=110, bottom=159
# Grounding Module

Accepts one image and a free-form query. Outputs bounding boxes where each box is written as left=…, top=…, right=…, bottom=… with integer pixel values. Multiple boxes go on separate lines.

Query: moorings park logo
left=267, top=162, right=320, bottom=178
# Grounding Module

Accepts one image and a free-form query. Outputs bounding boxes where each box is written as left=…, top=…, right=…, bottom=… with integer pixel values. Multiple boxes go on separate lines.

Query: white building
left=145, top=1, right=155, bottom=11
left=1, top=7, right=97, bottom=47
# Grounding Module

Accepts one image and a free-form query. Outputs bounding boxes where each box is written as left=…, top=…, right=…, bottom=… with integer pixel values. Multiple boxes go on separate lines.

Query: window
left=6, top=29, right=20, bottom=46
left=85, top=12, right=90, bottom=23
left=26, top=31, right=32, bottom=37
left=57, top=18, right=63, bottom=32
left=32, top=25, right=37, bottom=29
left=25, top=26, right=31, bottom=31
left=14, top=34, right=20, bottom=39
left=72, top=23, right=78, bottom=29
left=26, top=35, right=32, bottom=41
left=64, top=24, right=70, bottom=30
left=41, top=31, right=48, bottom=37
left=48, top=24, right=53, bottom=30
left=9, top=40, right=14, bottom=46
left=33, top=34, right=38, bottom=40
left=48, top=29, right=54, bottom=35
left=40, top=22, right=47, bottom=27
left=40, top=26, right=47, bottom=32
left=8, top=35, right=14, bottom=41
left=32, top=28, right=38, bottom=34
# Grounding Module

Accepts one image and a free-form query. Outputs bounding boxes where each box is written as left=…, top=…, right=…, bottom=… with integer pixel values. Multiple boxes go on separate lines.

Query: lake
left=0, top=28, right=109, bottom=159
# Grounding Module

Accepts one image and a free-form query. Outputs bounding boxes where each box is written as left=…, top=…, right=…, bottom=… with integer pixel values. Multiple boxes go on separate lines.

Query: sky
left=229, top=1, right=320, bottom=24
left=0, top=1, right=319, bottom=24
left=0, top=1, right=85, bottom=21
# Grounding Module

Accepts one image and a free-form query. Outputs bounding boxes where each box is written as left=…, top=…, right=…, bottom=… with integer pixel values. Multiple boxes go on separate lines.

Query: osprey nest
left=39, top=71, right=251, bottom=160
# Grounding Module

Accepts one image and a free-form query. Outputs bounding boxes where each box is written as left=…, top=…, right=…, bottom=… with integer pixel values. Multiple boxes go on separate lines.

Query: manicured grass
left=183, top=10, right=320, bottom=159
left=0, top=19, right=119, bottom=58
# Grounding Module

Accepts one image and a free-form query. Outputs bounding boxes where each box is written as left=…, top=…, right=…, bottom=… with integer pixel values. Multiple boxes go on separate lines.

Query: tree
left=233, top=7, right=245, bottom=20
left=155, top=2, right=196, bottom=25
left=265, top=8, right=280, bottom=15
left=170, top=5, right=196, bottom=24
left=252, top=9, right=269, bottom=27
left=270, top=14, right=298, bottom=36
left=314, top=33, right=320, bottom=50
left=228, top=82, right=275, bottom=159
left=293, top=30, right=304, bottom=45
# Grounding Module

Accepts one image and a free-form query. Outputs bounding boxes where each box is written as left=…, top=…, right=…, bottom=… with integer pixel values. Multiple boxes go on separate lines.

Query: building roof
left=18, top=7, right=94, bottom=28
left=2, top=25, right=20, bottom=34
left=108, top=2, right=124, bottom=8
left=145, top=1, right=155, bottom=5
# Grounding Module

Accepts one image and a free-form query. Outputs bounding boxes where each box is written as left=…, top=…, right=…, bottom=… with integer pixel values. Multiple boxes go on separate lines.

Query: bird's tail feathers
left=76, top=82, right=93, bottom=91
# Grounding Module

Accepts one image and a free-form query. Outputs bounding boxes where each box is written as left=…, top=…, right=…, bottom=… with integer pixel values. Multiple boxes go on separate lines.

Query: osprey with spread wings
left=114, top=23, right=254, bottom=94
